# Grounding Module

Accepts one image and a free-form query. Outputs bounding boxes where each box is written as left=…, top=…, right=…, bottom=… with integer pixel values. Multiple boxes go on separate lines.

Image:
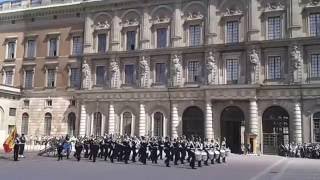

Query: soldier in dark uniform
left=83, top=138, right=89, bottom=158
left=104, top=137, right=110, bottom=161
left=88, top=138, right=94, bottom=160
left=180, top=138, right=187, bottom=164
left=98, top=139, right=104, bottom=158
left=57, top=140, right=64, bottom=161
left=91, top=139, right=100, bottom=162
left=158, top=137, right=164, bottom=160
left=150, top=138, right=158, bottom=164
left=18, top=134, right=26, bottom=158
left=13, top=135, right=20, bottom=161
left=164, top=137, right=171, bottom=167
left=187, top=139, right=196, bottom=169
left=131, top=137, right=137, bottom=162
left=75, top=140, right=83, bottom=161
left=139, top=136, right=147, bottom=165
left=110, top=138, right=117, bottom=163
left=123, top=137, right=131, bottom=164
left=173, top=138, right=180, bottom=165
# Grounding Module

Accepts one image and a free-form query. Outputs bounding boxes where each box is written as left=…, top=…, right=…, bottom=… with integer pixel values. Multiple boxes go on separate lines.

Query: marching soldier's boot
left=198, top=161, right=202, bottom=167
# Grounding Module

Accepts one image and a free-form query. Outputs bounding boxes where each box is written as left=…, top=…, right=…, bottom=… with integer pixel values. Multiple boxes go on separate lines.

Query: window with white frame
left=157, top=28, right=167, bottom=48
left=4, top=70, right=13, bottom=86
left=24, top=70, right=33, bottom=89
left=311, top=54, right=320, bottom=78
left=48, top=37, right=58, bottom=57
left=310, top=13, right=320, bottom=36
left=268, top=16, right=282, bottom=40
left=313, top=112, right=320, bottom=142
left=189, top=25, right=201, bottom=46
left=127, top=31, right=136, bottom=51
left=7, top=41, right=16, bottom=59
left=267, top=56, right=281, bottom=80
left=95, top=66, right=105, bottom=86
left=26, top=39, right=36, bottom=58
left=97, top=34, right=107, bottom=53
left=187, top=61, right=200, bottom=83
left=72, top=36, right=83, bottom=55
left=70, top=68, right=80, bottom=88
left=155, top=63, right=166, bottom=84
left=47, top=69, right=56, bottom=88
left=124, top=64, right=135, bottom=85
left=226, top=21, right=239, bottom=43
left=226, top=59, right=239, bottom=84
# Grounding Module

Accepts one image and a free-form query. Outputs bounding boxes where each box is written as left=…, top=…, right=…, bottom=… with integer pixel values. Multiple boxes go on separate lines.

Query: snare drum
left=195, top=150, right=202, bottom=161
left=201, top=151, right=207, bottom=161
left=208, top=150, right=214, bottom=160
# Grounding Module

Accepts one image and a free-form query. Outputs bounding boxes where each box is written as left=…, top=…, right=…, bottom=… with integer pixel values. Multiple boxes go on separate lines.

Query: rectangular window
left=127, top=31, right=136, bottom=50
left=5, top=70, right=13, bottom=86
left=95, top=66, right=105, bottom=86
left=46, top=99, right=52, bottom=107
left=8, top=41, right=16, bottom=59
left=311, top=54, right=320, bottom=78
left=72, top=36, right=83, bottom=55
left=267, top=56, right=281, bottom=80
left=187, top=61, right=200, bottom=83
left=24, top=70, right=33, bottom=89
left=124, top=64, right=135, bottom=85
left=70, top=68, right=80, bottom=88
left=47, top=69, right=55, bottom=88
left=226, top=59, right=239, bottom=84
left=155, top=63, right=166, bottom=84
left=268, top=16, right=282, bottom=40
left=23, top=100, right=30, bottom=107
left=49, top=38, right=58, bottom=57
left=189, top=25, right=201, bottom=46
left=310, top=13, right=320, bottom=36
left=27, top=40, right=36, bottom=58
left=226, top=21, right=239, bottom=43
left=157, top=28, right=167, bottom=48
left=97, top=34, right=107, bottom=53
left=9, top=108, right=16, bottom=116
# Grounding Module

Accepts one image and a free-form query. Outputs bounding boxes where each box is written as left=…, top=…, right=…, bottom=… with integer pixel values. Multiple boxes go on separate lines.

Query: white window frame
left=24, top=36, right=37, bottom=59
left=120, top=111, right=135, bottom=136
left=186, top=22, right=204, bottom=47
left=186, top=59, right=201, bottom=83
left=122, top=25, right=139, bottom=51
left=23, top=67, right=35, bottom=89
left=44, top=66, right=58, bottom=88
left=222, top=14, right=243, bottom=43
left=222, top=53, right=241, bottom=84
left=263, top=48, right=286, bottom=84
left=71, top=35, right=83, bottom=56
left=151, top=111, right=167, bottom=137
left=46, top=33, right=60, bottom=57
left=67, top=64, right=81, bottom=88
left=263, top=11, right=285, bottom=40
left=95, top=65, right=107, bottom=86
left=95, top=32, right=109, bottom=53
left=307, top=11, right=320, bottom=37
left=122, top=63, right=136, bottom=86
left=5, top=38, right=17, bottom=60
left=2, top=67, right=15, bottom=86
left=152, top=59, right=167, bottom=86
left=266, top=56, right=282, bottom=80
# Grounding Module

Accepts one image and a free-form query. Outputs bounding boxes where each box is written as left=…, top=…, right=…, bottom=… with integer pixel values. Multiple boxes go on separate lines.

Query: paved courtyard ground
left=0, top=152, right=319, bottom=180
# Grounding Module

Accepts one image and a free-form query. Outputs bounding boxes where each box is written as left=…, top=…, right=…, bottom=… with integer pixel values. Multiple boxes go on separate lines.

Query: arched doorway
left=122, top=112, right=132, bottom=136
left=93, top=112, right=102, bottom=136
left=44, top=113, right=52, bottom=136
left=182, top=106, right=204, bottom=139
left=313, top=112, right=320, bottom=143
left=21, top=113, right=29, bottom=135
left=153, top=112, right=164, bottom=137
left=68, top=112, right=76, bottom=136
left=262, top=106, right=289, bottom=154
left=221, top=106, right=245, bottom=154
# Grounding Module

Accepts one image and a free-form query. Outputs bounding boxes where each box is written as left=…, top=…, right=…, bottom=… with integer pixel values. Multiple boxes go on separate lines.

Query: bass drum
left=201, top=151, right=207, bottom=161
left=195, top=150, right=202, bottom=161
left=208, top=150, right=214, bottom=160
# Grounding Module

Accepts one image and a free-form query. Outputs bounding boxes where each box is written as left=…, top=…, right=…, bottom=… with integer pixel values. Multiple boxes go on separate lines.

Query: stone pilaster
left=111, top=13, right=121, bottom=51
left=79, top=104, right=87, bottom=137
left=249, top=99, right=258, bottom=135
left=288, top=0, right=303, bottom=38
left=171, top=1, right=183, bottom=47
left=248, top=0, right=261, bottom=41
left=293, top=102, right=303, bottom=144
left=171, top=103, right=179, bottom=138
left=108, top=104, right=115, bottom=134
left=205, top=101, right=214, bottom=140
left=139, top=103, right=146, bottom=136
left=141, top=7, right=151, bottom=49
left=84, top=13, right=93, bottom=53
left=207, top=0, right=218, bottom=44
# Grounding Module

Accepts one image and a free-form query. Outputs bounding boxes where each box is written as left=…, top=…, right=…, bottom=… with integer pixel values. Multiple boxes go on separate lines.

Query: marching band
left=41, top=134, right=229, bottom=169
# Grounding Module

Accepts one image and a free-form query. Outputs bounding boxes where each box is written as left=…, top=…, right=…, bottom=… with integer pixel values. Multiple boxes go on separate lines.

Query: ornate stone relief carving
left=171, top=53, right=183, bottom=87
left=266, top=2, right=285, bottom=11
left=290, top=45, right=303, bottom=83
left=206, top=51, right=217, bottom=85
left=249, top=48, right=260, bottom=84
left=82, top=59, right=91, bottom=90
left=93, top=20, right=111, bottom=31
left=110, top=57, right=120, bottom=89
left=183, top=11, right=204, bottom=21
left=151, top=16, right=170, bottom=25
left=121, top=18, right=139, bottom=28
left=224, top=8, right=243, bottom=17
left=139, top=56, right=150, bottom=88
left=308, top=0, right=320, bottom=6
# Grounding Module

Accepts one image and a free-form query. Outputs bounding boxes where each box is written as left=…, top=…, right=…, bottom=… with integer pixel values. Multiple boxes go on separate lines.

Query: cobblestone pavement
left=0, top=152, right=319, bottom=180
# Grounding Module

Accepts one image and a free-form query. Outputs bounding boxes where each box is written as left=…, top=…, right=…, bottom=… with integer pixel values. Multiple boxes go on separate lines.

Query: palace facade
left=1, top=0, right=320, bottom=154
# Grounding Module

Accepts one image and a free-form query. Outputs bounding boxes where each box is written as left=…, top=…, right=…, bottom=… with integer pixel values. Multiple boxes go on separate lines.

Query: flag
left=3, top=127, right=17, bottom=153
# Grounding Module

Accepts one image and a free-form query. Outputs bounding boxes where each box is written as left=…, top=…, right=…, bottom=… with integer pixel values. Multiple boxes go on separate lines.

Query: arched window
left=313, top=112, right=320, bottom=142
left=123, top=112, right=132, bottom=135
left=93, top=112, right=102, bottom=136
left=68, top=112, right=76, bottom=136
left=21, top=113, right=29, bottom=135
left=44, top=113, right=52, bottom=136
left=153, top=112, right=164, bottom=137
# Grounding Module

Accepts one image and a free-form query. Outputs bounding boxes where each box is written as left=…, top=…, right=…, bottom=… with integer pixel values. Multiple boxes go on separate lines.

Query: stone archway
left=67, top=112, right=76, bottom=136
left=262, top=106, right=290, bottom=154
left=182, top=106, right=204, bottom=139
left=221, top=106, right=245, bottom=154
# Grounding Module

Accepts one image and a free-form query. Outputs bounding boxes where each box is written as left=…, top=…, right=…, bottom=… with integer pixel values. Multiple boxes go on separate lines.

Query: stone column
left=293, top=102, right=302, bottom=144
left=288, top=0, right=303, bottom=38
left=139, top=103, right=146, bottom=136
left=111, top=12, right=121, bottom=51
left=207, top=0, right=218, bottom=44
left=84, top=13, right=93, bottom=53
left=248, top=0, right=261, bottom=41
left=171, top=103, right=179, bottom=138
left=171, top=1, right=183, bottom=47
left=101, top=115, right=105, bottom=136
left=79, top=104, right=87, bottom=137
left=249, top=99, right=259, bottom=135
left=108, top=103, right=116, bottom=134
left=205, top=101, right=214, bottom=140
left=141, top=7, right=151, bottom=49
